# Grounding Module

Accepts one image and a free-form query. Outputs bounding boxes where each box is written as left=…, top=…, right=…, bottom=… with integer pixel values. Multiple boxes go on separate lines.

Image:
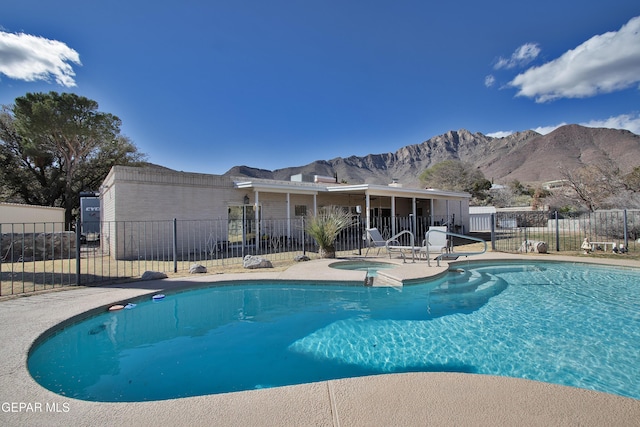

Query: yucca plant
left=305, top=206, right=353, bottom=258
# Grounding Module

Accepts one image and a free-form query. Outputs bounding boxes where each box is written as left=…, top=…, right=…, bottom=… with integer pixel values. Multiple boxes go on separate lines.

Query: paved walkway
left=1, top=252, right=639, bottom=426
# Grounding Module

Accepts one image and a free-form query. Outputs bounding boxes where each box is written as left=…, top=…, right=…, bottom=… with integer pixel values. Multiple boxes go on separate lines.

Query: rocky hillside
left=224, top=125, right=640, bottom=187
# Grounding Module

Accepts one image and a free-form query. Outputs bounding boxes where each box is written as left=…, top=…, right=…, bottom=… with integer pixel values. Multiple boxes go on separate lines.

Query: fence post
left=623, top=209, right=629, bottom=249
left=173, top=218, right=178, bottom=273
left=75, top=218, right=81, bottom=286
left=357, top=213, right=362, bottom=255
left=302, top=216, right=306, bottom=256
left=490, top=213, right=496, bottom=251
left=555, top=211, right=560, bottom=252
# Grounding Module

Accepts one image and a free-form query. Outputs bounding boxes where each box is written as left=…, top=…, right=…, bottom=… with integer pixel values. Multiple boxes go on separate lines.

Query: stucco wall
left=102, top=166, right=239, bottom=222
left=101, top=167, right=323, bottom=259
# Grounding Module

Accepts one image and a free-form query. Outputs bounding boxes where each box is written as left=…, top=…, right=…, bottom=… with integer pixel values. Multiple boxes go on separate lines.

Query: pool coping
left=1, top=252, right=639, bottom=426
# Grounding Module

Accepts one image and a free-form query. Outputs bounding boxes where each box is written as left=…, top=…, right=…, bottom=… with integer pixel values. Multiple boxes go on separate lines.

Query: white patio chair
left=419, top=226, right=449, bottom=259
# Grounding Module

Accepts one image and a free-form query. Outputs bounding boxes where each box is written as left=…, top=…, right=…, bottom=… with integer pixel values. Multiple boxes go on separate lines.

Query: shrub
left=305, top=206, right=353, bottom=258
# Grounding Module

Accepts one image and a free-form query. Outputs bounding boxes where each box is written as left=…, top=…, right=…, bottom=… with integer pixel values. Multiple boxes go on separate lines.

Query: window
left=295, top=205, right=307, bottom=216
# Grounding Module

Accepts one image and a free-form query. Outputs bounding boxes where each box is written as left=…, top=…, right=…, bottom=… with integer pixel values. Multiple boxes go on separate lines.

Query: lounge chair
left=365, top=227, right=387, bottom=256
left=365, top=227, right=419, bottom=262
left=419, top=226, right=449, bottom=260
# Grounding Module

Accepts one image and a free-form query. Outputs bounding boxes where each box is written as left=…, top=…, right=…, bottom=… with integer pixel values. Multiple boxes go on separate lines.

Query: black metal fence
left=2, top=210, right=638, bottom=296
left=492, top=209, right=640, bottom=253
left=1, top=216, right=367, bottom=296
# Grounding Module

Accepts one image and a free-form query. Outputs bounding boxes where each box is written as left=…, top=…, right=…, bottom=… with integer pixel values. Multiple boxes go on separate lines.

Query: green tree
left=508, top=180, right=534, bottom=197
left=420, top=160, right=491, bottom=202
left=0, top=106, right=63, bottom=206
left=0, top=92, right=145, bottom=227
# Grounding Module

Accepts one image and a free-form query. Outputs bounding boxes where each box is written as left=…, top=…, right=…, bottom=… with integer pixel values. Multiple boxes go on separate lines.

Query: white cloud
left=531, top=123, right=567, bottom=135
left=488, top=113, right=640, bottom=137
left=509, top=16, right=640, bottom=102
left=581, top=113, right=640, bottom=135
left=532, top=114, right=640, bottom=135
left=486, top=130, right=514, bottom=138
left=494, top=43, right=540, bottom=70
left=0, top=31, right=81, bottom=87
left=484, top=74, right=496, bottom=88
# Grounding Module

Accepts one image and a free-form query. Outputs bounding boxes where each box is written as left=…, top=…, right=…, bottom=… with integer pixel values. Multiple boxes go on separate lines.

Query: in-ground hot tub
left=328, top=260, right=396, bottom=276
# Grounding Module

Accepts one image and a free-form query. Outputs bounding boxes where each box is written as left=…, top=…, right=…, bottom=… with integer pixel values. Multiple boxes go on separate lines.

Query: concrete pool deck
left=1, top=252, right=639, bottom=426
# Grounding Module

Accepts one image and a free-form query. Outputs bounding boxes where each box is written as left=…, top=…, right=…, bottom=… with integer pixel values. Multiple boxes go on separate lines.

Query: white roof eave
left=233, top=180, right=321, bottom=195
left=234, top=179, right=470, bottom=199
left=326, top=184, right=470, bottom=199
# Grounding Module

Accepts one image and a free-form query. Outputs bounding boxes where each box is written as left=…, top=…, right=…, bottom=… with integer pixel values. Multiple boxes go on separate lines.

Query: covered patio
left=234, top=179, right=471, bottom=247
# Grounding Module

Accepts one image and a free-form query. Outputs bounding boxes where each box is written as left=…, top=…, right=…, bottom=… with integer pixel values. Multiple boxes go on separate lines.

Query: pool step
left=436, top=270, right=485, bottom=293
left=365, top=272, right=403, bottom=289
left=427, top=272, right=507, bottom=317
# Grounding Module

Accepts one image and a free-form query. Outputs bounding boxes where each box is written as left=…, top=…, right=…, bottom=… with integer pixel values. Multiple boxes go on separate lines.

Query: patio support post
left=391, top=196, right=396, bottom=236
left=313, top=194, right=317, bottom=216
left=446, top=200, right=450, bottom=227
left=365, top=192, right=371, bottom=229
left=254, top=191, right=260, bottom=252
left=430, top=199, right=434, bottom=225
left=412, top=198, right=417, bottom=236
left=286, top=193, right=291, bottom=242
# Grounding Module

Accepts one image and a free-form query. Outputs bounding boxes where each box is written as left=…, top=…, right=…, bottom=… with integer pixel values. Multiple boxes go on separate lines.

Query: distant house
left=469, top=206, right=496, bottom=232
left=542, top=180, right=570, bottom=190
left=100, top=166, right=471, bottom=258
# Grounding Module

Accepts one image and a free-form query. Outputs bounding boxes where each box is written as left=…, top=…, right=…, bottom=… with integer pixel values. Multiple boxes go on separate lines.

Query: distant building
left=469, top=206, right=496, bottom=232
left=0, top=202, right=65, bottom=232
left=542, top=180, right=570, bottom=190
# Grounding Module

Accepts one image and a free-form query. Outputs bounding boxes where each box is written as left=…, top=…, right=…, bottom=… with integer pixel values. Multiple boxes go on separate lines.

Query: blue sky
left=1, top=1, right=639, bottom=175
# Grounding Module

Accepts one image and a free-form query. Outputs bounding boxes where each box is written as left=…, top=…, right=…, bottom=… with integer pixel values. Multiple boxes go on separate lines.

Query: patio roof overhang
left=233, top=179, right=471, bottom=200
left=233, top=180, right=320, bottom=195
left=325, top=184, right=471, bottom=200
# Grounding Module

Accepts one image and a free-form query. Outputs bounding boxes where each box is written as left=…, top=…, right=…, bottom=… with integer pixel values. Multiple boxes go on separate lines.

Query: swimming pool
left=28, top=261, right=640, bottom=402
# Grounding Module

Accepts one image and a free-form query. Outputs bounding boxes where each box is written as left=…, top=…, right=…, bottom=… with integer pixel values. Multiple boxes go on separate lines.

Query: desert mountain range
left=224, top=125, right=640, bottom=188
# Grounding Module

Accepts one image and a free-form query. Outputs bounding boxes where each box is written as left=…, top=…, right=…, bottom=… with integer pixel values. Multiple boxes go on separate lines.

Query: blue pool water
left=28, top=261, right=640, bottom=402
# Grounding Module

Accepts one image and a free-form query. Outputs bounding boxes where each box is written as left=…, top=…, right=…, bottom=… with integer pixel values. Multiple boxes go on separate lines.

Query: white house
left=100, top=166, right=471, bottom=258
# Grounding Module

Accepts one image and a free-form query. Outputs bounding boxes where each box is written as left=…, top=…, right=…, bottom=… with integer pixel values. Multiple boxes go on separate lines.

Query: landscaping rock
left=519, top=240, right=548, bottom=254
left=243, top=255, right=273, bottom=269
left=141, top=271, right=168, bottom=280
left=1, top=232, right=76, bottom=261
left=189, top=263, right=207, bottom=274
left=294, top=255, right=310, bottom=262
